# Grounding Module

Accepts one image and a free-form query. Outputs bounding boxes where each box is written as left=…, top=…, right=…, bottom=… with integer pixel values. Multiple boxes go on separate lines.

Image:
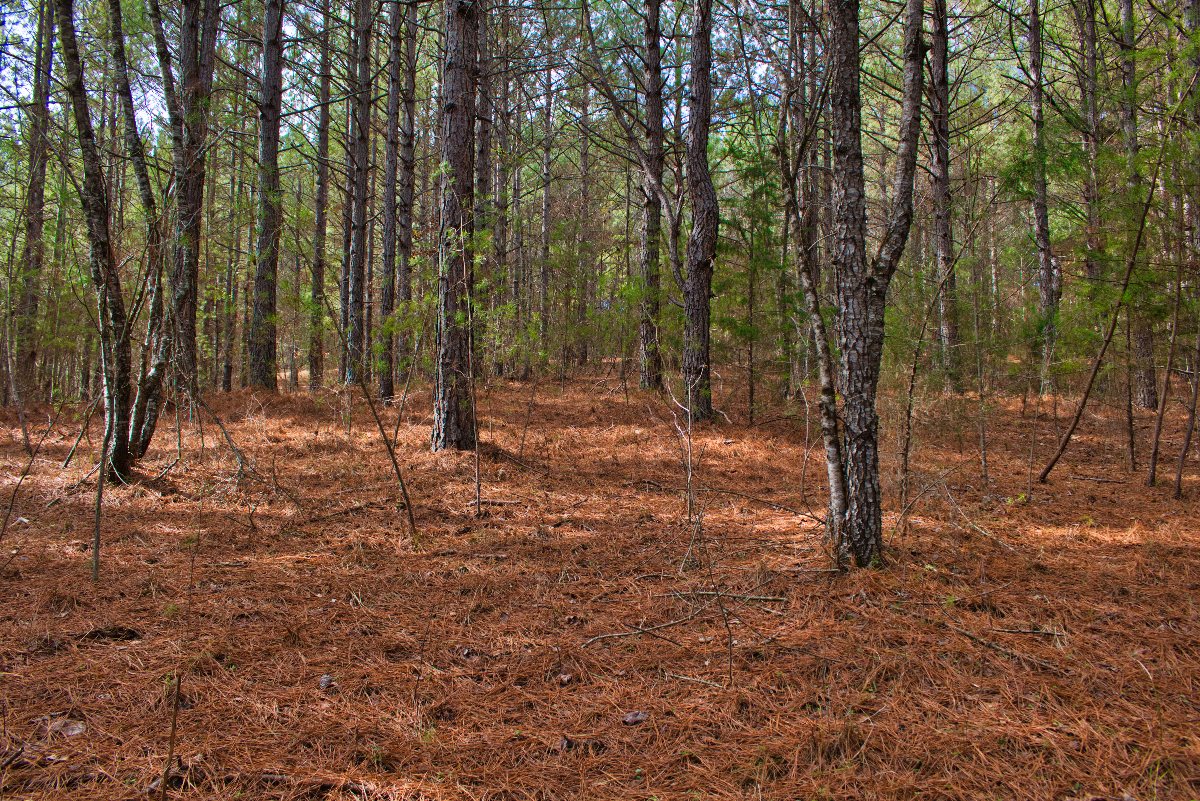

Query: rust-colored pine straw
left=1, top=378, right=1198, bottom=800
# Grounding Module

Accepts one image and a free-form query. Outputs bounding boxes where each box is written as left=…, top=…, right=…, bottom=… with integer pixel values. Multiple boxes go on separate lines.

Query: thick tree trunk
left=309, top=0, right=332, bottom=391
left=249, top=0, right=286, bottom=390
left=55, top=0, right=133, bottom=481
left=682, top=0, right=718, bottom=421
left=829, top=0, right=924, bottom=566
left=169, top=0, right=221, bottom=390
left=432, top=0, right=479, bottom=451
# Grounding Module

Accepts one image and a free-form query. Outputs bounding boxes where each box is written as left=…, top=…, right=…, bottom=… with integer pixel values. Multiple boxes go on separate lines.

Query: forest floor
left=0, top=373, right=1198, bottom=800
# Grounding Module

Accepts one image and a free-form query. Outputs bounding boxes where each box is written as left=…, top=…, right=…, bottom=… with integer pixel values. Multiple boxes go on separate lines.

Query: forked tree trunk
left=107, top=0, right=165, bottom=459
left=828, top=0, right=924, bottom=567
left=55, top=0, right=133, bottom=481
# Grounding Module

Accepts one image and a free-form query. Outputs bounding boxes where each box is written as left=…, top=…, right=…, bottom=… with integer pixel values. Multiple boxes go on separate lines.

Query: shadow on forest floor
left=1, top=376, right=1198, bottom=799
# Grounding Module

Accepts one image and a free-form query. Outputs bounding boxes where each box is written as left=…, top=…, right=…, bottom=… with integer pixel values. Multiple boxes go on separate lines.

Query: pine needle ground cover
left=1, top=380, right=1197, bottom=800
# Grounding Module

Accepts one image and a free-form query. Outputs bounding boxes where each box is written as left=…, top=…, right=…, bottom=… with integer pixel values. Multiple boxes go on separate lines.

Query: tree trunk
left=15, top=0, right=54, bottom=402
left=1119, top=0, right=1157, bottom=410
left=397, top=0, right=418, bottom=379
left=639, top=0, right=665, bottom=391
left=380, top=0, right=406, bottom=400
left=168, top=0, right=221, bottom=390
left=107, top=0, right=166, bottom=458
left=929, top=0, right=959, bottom=388
left=345, top=0, right=371, bottom=384
left=1030, top=0, right=1059, bottom=395
left=249, top=0, right=286, bottom=390
left=55, top=0, right=133, bottom=481
left=829, top=0, right=924, bottom=566
left=682, top=0, right=718, bottom=421
left=432, top=0, right=479, bottom=451
left=309, top=0, right=331, bottom=391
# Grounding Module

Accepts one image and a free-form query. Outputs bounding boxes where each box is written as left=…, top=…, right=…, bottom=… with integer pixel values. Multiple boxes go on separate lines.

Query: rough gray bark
left=828, top=0, right=924, bottom=566
left=432, top=0, right=479, bottom=451
left=15, top=0, right=53, bottom=401
left=309, top=0, right=332, bottom=391
left=639, top=0, right=665, bottom=391
left=682, top=0, right=718, bottom=421
left=55, top=0, right=133, bottom=481
left=249, top=0, right=287, bottom=390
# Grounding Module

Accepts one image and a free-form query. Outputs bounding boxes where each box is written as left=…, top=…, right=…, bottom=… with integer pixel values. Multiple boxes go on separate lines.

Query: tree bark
left=682, top=0, right=718, bottom=421
left=249, top=0, right=287, bottom=390
left=380, top=0, right=406, bottom=400
left=1119, top=0, right=1157, bottom=410
left=15, top=0, right=54, bottom=402
left=55, top=0, right=133, bottom=481
left=345, top=0, right=372, bottom=384
left=829, top=0, right=924, bottom=566
left=639, top=0, right=665, bottom=391
left=929, top=0, right=959, bottom=388
left=309, top=0, right=332, bottom=391
left=432, top=0, right=479, bottom=451
left=1030, top=0, right=1059, bottom=395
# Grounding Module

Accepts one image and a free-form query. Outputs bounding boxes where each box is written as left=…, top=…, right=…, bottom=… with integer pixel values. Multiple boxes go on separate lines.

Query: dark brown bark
left=380, top=0, right=406, bottom=400
left=432, top=0, right=479, bottom=451
left=345, top=0, right=372, bottom=384
left=249, top=0, right=287, bottom=390
left=169, top=0, right=221, bottom=389
left=639, top=0, right=664, bottom=391
left=54, top=0, right=133, bottom=481
left=107, top=0, right=166, bottom=458
left=682, top=0, right=718, bottom=421
left=829, top=0, right=924, bottom=566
